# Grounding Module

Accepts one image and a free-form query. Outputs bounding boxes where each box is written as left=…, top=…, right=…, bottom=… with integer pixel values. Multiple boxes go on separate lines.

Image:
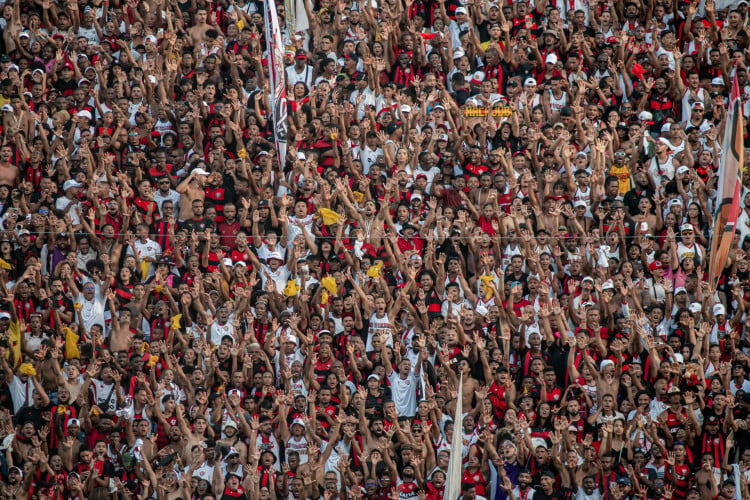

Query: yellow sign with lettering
left=463, top=106, right=514, bottom=117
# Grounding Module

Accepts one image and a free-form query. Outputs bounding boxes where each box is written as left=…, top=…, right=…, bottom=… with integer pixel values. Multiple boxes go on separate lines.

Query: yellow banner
left=463, top=106, right=514, bottom=117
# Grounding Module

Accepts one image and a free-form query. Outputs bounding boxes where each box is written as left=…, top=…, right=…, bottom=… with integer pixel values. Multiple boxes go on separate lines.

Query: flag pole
left=444, top=373, right=464, bottom=500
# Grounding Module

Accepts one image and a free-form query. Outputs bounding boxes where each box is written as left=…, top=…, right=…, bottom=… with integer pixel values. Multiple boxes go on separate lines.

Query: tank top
left=681, top=88, right=707, bottom=123
left=285, top=435, right=309, bottom=464
left=518, top=93, right=542, bottom=112
left=443, top=274, right=466, bottom=298
left=548, top=90, right=567, bottom=113
left=575, top=186, right=592, bottom=216
left=290, top=377, right=307, bottom=396
left=652, top=155, right=672, bottom=173
left=366, top=312, right=393, bottom=351
left=134, top=407, right=153, bottom=428
left=665, top=408, right=687, bottom=437
left=78, top=26, right=98, bottom=43
left=677, top=242, right=703, bottom=263
left=608, top=164, right=631, bottom=195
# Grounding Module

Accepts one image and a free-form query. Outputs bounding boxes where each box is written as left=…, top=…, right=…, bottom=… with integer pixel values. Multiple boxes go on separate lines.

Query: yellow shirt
left=609, top=164, right=631, bottom=196
left=7, top=321, right=21, bottom=368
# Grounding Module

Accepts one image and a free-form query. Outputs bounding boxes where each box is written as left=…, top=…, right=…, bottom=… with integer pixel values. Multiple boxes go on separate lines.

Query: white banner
left=444, top=373, right=463, bottom=500
left=264, top=0, right=288, bottom=163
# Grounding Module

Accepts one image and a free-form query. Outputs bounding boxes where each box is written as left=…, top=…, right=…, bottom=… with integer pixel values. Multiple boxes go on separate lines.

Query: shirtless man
left=126, top=418, right=157, bottom=462
left=106, top=290, right=133, bottom=353
left=457, top=356, right=480, bottom=411
left=176, top=168, right=208, bottom=221
left=218, top=420, right=248, bottom=463
left=0, top=464, right=31, bottom=500
left=0, top=144, right=19, bottom=186
left=694, top=453, right=720, bottom=499
left=188, top=8, right=211, bottom=47
left=53, top=357, right=94, bottom=403
left=176, top=405, right=213, bottom=464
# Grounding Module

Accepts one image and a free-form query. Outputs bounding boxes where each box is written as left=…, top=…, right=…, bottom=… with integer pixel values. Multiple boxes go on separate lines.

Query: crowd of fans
left=1, top=0, right=750, bottom=498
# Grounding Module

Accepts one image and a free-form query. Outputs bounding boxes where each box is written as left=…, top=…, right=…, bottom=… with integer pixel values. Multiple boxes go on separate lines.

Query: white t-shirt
left=191, top=462, right=215, bottom=483
left=55, top=196, right=82, bottom=225
left=576, top=489, right=603, bottom=500
left=413, top=166, right=440, bottom=193
left=133, top=239, right=162, bottom=279
left=261, top=264, right=291, bottom=293
left=388, top=370, right=418, bottom=417
left=154, top=189, right=181, bottom=215
left=286, top=215, right=315, bottom=244
left=286, top=65, right=313, bottom=88
left=286, top=435, right=309, bottom=464
left=361, top=146, right=382, bottom=175
left=9, top=375, right=35, bottom=413
left=91, top=379, right=123, bottom=413
left=257, top=243, right=288, bottom=263
left=210, top=320, right=235, bottom=346
left=366, top=312, right=393, bottom=351
left=76, top=293, right=106, bottom=332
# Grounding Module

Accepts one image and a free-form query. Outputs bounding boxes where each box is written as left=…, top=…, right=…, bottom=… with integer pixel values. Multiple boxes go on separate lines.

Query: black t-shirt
left=452, top=88, right=471, bottom=107
left=0, top=383, right=12, bottom=413
left=13, top=245, right=41, bottom=269
left=623, top=187, right=654, bottom=217
left=99, top=460, right=116, bottom=478
left=181, top=217, right=209, bottom=234
left=54, top=78, right=77, bottom=95
left=15, top=402, right=52, bottom=430
left=545, top=343, right=570, bottom=389
left=533, top=487, right=574, bottom=500
left=365, top=387, right=392, bottom=418
left=221, top=487, right=248, bottom=500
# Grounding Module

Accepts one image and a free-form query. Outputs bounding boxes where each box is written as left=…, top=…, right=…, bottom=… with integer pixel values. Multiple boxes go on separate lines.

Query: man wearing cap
left=683, top=101, right=711, bottom=133
left=260, top=249, right=294, bottom=292
left=219, top=418, right=248, bottom=464
left=518, top=77, right=541, bottom=111
left=286, top=49, right=313, bottom=87
left=55, top=179, right=84, bottom=227
left=449, top=7, right=471, bottom=49
left=675, top=222, right=705, bottom=264
left=176, top=167, right=209, bottom=221
left=214, top=467, right=252, bottom=500
left=361, top=372, right=388, bottom=420
left=281, top=416, right=311, bottom=465
left=658, top=385, right=688, bottom=436
left=648, top=137, right=677, bottom=187
left=645, top=260, right=669, bottom=304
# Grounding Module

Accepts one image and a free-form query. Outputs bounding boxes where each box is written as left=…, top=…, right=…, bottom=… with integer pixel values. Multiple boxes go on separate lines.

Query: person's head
left=7, top=466, right=22, bottom=485
left=540, top=471, right=556, bottom=491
